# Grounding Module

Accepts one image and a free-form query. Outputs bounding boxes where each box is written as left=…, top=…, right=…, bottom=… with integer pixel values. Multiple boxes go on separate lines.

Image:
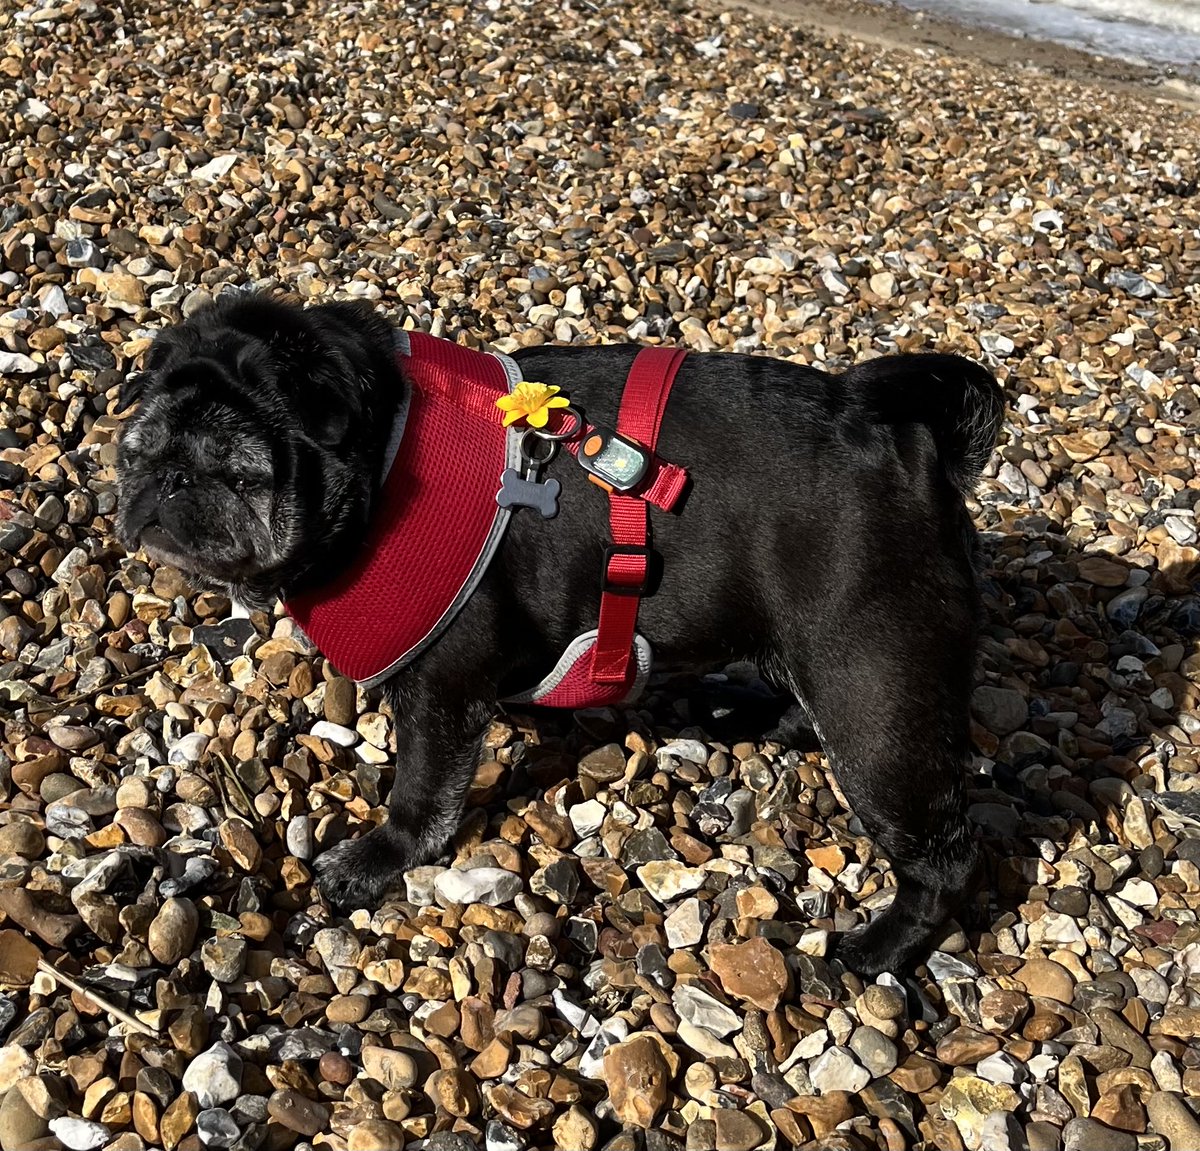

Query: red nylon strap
left=590, top=347, right=688, bottom=684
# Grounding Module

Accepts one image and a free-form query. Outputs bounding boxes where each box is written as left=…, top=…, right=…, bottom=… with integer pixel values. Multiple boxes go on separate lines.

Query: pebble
left=434, top=867, right=523, bottom=907
left=180, top=1044, right=242, bottom=1109
left=147, top=898, right=199, bottom=965
left=266, top=1089, right=328, bottom=1137
left=0, top=1086, right=47, bottom=1151
left=1147, top=1092, right=1200, bottom=1150
left=361, top=1047, right=418, bottom=1091
left=48, top=1117, right=110, bottom=1150
left=603, top=1033, right=676, bottom=1127
left=809, top=1046, right=870, bottom=1095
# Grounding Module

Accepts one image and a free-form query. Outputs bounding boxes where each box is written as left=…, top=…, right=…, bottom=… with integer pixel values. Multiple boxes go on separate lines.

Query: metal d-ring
left=529, top=405, right=584, bottom=442
left=519, top=428, right=560, bottom=468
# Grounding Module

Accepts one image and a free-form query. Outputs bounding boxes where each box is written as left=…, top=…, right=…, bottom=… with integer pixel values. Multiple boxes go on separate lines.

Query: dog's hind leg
left=778, top=577, right=982, bottom=976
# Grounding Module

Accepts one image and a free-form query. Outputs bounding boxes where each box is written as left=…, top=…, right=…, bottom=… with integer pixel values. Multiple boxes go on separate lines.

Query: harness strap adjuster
left=601, top=544, right=655, bottom=597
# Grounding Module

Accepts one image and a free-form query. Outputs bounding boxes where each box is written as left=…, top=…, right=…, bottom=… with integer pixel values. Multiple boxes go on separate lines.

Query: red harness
left=285, top=332, right=687, bottom=708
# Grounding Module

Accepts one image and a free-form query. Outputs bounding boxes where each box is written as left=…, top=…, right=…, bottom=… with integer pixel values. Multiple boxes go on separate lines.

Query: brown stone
left=980, top=989, right=1030, bottom=1032
left=485, top=1084, right=555, bottom=1129
left=789, top=1091, right=855, bottom=1136
left=267, top=1088, right=329, bottom=1137
left=218, top=818, right=262, bottom=871
left=936, top=1027, right=1001, bottom=1065
left=324, top=677, right=357, bottom=726
left=1017, top=958, right=1076, bottom=1004
left=1076, top=555, right=1127, bottom=585
left=602, top=1032, right=678, bottom=1128
left=1091, top=1084, right=1146, bottom=1132
left=319, top=1052, right=355, bottom=1086
left=891, top=1055, right=941, bottom=1093
left=1158, top=1007, right=1200, bottom=1040
left=360, top=1047, right=418, bottom=1091
left=554, top=1104, right=599, bottom=1150
left=148, top=898, right=199, bottom=965
left=470, top=1036, right=512, bottom=1079
left=709, top=938, right=790, bottom=1010
left=0, top=929, right=42, bottom=985
left=429, top=1068, right=477, bottom=1117
left=161, top=1093, right=199, bottom=1151
left=0, top=889, right=81, bottom=947
left=347, top=1120, right=406, bottom=1151
left=713, top=1107, right=768, bottom=1151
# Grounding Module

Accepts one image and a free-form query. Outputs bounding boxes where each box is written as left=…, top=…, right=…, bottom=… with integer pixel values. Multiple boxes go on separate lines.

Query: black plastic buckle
left=601, top=544, right=654, bottom=596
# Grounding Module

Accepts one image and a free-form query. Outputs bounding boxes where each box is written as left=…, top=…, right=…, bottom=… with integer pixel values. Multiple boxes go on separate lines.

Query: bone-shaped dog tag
left=496, top=468, right=561, bottom=518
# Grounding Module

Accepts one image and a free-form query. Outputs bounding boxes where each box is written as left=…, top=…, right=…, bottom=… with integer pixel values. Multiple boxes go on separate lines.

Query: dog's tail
left=848, top=353, right=1005, bottom=494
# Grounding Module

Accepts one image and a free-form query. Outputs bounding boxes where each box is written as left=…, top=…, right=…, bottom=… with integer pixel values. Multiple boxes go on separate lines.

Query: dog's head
left=115, top=294, right=398, bottom=602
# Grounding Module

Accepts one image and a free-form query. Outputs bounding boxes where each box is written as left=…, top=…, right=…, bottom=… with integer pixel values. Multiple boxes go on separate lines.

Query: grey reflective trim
left=357, top=359, right=522, bottom=688
left=489, top=349, right=523, bottom=388
left=381, top=330, right=414, bottom=482
left=500, top=630, right=653, bottom=706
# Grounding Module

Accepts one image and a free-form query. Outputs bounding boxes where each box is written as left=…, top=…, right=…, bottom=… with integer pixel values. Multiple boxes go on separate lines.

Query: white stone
left=38, top=285, right=69, bottom=318
left=793, top=1028, right=829, bottom=1060
left=568, top=800, right=605, bottom=838
left=167, top=732, right=208, bottom=764
left=0, top=351, right=38, bottom=374
left=434, top=866, right=522, bottom=907
left=672, top=983, right=741, bottom=1038
left=809, top=1046, right=869, bottom=1094
left=676, top=1019, right=737, bottom=1059
left=309, top=720, right=357, bottom=747
left=0, top=1044, right=36, bottom=1092
left=636, top=860, right=706, bottom=903
left=657, top=739, right=709, bottom=765
left=192, top=154, right=237, bottom=183
left=663, top=900, right=707, bottom=951
left=181, top=1042, right=242, bottom=1108
left=1117, top=877, right=1158, bottom=908
left=49, top=1118, right=110, bottom=1151
left=976, top=1051, right=1025, bottom=1086
left=1026, top=911, right=1084, bottom=948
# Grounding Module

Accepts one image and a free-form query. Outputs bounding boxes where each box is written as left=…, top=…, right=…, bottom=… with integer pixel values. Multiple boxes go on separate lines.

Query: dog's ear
left=296, top=345, right=360, bottom=448
left=273, top=302, right=385, bottom=450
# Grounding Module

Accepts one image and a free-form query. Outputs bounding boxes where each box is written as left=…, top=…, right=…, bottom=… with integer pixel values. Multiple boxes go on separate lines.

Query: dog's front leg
left=314, top=666, right=495, bottom=911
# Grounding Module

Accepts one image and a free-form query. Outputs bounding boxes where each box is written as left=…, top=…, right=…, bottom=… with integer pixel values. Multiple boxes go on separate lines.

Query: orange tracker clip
left=575, top=426, right=651, bottom=492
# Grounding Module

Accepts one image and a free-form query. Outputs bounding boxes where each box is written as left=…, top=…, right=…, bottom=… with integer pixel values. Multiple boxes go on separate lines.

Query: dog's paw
left=828, top=921, right=912, bottom=979
left=314, top=831, right=408, bottom=911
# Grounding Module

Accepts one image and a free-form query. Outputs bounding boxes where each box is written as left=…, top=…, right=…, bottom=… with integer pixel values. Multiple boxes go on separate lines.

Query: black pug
left=115, top=293, right=1004, bottom=975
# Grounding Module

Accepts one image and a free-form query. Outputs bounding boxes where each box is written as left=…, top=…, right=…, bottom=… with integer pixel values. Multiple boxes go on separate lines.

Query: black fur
left=115, top=293, right=1004, bottom=976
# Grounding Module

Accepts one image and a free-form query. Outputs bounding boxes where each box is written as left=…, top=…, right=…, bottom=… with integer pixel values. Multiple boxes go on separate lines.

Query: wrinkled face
left=114, top=295, right=383, bottom=596
left=116, top=356, right=290, bottom=585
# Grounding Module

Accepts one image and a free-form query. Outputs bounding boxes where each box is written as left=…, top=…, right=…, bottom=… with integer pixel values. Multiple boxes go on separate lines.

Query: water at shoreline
left=879, top=0, right=1200, bottom=75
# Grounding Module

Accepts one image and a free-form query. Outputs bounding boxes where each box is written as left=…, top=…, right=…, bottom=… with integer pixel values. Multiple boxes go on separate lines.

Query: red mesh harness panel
left=285, top=333, right=514, bottom=685
left=284, top=334, right=689, bottom=707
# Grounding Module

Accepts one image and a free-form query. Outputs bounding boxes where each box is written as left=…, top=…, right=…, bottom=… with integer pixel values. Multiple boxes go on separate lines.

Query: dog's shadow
left=961, top=526, right=1200, bottom=964
left=491, top=522, right=1200, bottom=972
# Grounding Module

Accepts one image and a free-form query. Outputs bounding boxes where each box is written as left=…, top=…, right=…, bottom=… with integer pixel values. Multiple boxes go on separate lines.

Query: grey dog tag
left=496, top=468, right=560, bottom=518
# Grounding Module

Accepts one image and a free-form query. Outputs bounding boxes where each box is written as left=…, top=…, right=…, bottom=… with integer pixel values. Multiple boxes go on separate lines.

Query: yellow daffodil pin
left=495, top=381, right=570, bottom=429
